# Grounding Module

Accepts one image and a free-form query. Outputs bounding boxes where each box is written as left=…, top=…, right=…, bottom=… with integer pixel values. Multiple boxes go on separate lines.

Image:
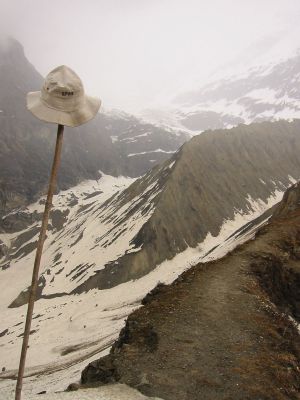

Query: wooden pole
left=15, top=124, right=64, bottom=400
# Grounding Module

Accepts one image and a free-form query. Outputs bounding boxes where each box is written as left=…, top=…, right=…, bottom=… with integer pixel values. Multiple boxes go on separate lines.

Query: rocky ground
left=81, top=184, right=300, bottom=400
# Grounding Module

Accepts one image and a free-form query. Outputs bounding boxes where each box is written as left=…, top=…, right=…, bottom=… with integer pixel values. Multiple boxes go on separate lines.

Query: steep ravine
left=81, top=182, right=300, bottom=400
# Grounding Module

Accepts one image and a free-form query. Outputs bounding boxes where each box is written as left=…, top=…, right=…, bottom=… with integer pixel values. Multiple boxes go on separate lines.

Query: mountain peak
left=0, top=36, right=25, bottom=62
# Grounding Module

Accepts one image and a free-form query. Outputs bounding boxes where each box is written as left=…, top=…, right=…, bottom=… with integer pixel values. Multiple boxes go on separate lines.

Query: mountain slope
left=0, top=38, right=188, bottom=216
left=142, top=50, right=300, bottom=133
left=81, top=182, right=300, bottom=400
left=3, top=119, right=300, bottom=309
left=61, top=119, right=300, bottom=294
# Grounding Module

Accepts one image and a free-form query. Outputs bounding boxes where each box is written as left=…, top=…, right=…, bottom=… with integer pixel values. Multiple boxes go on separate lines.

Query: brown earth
left=81, top=184, right=300, bottom=400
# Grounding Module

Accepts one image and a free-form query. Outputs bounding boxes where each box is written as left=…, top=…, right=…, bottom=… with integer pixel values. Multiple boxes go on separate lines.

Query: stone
left=66, top=382, right=80, bottom=391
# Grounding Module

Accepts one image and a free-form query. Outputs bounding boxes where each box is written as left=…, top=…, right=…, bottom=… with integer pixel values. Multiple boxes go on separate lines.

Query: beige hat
left=27, top=65, right=101, bottom=127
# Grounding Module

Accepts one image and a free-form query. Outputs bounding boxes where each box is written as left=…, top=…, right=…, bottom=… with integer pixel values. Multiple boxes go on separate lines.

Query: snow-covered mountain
left=0, top=37, right=189, bottom=217
left=1, top=119, right=300, bottom=397
left=2, top=31, right=300, bottom=397
left=141, top=48, right=300, bottom=134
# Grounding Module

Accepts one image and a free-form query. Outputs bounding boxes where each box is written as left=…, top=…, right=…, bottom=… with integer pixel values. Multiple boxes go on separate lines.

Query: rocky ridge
left=67, top=119, right=300, bottom=293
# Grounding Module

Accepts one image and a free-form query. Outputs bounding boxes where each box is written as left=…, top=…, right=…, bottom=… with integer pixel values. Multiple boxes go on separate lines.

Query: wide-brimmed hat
left=27, top=65, right=101, bottom=127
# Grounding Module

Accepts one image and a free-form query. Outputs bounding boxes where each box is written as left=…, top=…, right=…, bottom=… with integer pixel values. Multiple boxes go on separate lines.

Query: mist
left=1, top=0, right=300, bottom=112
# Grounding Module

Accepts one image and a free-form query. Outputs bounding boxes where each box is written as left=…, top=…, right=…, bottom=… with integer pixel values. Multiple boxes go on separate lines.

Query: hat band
left=41, top=90, right=85, bottom=112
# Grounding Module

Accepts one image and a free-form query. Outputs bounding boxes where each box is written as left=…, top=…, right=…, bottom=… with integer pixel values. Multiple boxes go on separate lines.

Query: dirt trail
left=81, top=188, right=300, bottom=400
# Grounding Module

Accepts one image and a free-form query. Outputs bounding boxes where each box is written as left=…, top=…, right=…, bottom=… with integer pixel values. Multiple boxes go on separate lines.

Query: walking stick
left=15, top=124, right=64, bottom=400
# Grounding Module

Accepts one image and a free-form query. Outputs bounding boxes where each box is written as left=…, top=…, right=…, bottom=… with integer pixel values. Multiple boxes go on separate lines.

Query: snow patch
left=244, top=88, right=279, bottom=103
left=128, top=149, right=176, bottom=157
left=110, top=136, right=118, bottom=143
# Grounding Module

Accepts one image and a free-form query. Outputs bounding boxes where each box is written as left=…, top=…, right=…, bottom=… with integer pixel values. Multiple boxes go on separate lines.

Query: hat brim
left=26, top=92, right=101, bottom=127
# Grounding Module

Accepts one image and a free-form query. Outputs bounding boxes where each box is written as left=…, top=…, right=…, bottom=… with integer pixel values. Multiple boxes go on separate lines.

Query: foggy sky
left=1, top=0, right=300, bottom=112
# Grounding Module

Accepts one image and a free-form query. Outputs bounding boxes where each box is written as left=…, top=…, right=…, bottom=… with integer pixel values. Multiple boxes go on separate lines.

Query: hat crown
left=43, top=65, right=84, bottom=96
left=41, top=66, right=85, bottom=112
